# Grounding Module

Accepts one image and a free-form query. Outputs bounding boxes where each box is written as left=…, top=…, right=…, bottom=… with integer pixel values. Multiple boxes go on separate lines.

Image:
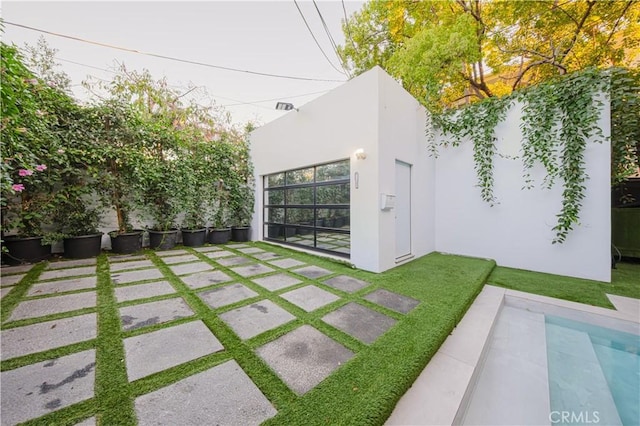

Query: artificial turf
left=0, top=246, right=495, bottom=425
left=487, top=260, right=640, bottom=308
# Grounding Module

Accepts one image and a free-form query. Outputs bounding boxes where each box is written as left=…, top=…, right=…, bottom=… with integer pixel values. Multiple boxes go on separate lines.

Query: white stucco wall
left=250, top=66, right=434, bottom=273
left=434, top=99, right=611, bottom=282
left=377, top=72, right=436, bottom=271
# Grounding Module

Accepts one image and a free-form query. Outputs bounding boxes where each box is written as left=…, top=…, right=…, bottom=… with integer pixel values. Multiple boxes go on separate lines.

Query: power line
left=292, top=0, right=346, bottom=76
left=312, top=0, right=350, bottom=77
left=341, top=0, right=359, bottom=65
left=4, top=21, right=346, bottom=83
left=221, top=88, right=332, bottom=107
left=55, top=56, right=335, bottom=111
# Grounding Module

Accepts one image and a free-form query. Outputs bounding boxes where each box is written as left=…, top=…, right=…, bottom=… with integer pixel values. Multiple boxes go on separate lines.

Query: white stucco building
left=250, top=66, right=611, bottom=282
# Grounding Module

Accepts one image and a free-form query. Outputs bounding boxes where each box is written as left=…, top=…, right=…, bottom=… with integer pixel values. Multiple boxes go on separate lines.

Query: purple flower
left=24, top=78, right=38, bottom=85
left=12, top=184, right=25, bottom=192
left=18, top=169, right=33, bottom=177
left=35, top=164, right=47, bottom=171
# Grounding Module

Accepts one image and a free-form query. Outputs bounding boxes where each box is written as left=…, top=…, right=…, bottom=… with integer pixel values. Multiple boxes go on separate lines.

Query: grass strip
left=488, top=261, right=640, bottom=307
left=93, top=253, right=136, bottom=425
left=263, top=252, right=496, bottom=425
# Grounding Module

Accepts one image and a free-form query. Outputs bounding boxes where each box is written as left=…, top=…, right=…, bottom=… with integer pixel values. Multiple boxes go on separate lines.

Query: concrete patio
left=0, top=243, right=419, bottom=425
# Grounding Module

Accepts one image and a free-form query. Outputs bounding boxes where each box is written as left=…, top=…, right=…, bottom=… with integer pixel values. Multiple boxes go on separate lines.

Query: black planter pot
left=208, top=228, right=231, bottom=244
left=267, top=225, right=283, bottom=239
left=63, top=233, right=103, bottom=259
left=181, top=228, right=206, bottom=247
left=148, top=229, right=179, bottom=250
left=2, top=236, right=51, bottom=265
left=231, top=226, right=251, bottom=242
left=110, top=230, right=144, bottom=254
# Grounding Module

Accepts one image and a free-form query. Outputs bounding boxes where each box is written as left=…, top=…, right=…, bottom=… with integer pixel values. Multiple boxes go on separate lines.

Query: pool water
left=546, top=315, right=640, bottom=425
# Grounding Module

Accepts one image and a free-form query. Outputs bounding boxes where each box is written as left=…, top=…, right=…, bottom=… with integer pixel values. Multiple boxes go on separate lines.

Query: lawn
left=3, top=245, right=636, bottom=425
left=487, top=260, right=640, bottom=308
left=1, top=246, right=495, bottom=426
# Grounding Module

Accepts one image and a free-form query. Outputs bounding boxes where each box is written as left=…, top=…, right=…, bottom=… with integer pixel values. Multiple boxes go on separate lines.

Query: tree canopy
left=339, top=0, right=640, bottom=110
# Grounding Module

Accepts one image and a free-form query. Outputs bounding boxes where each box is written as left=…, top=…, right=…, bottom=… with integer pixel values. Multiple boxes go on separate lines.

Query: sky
left=1, top=0, right=365, bottom=126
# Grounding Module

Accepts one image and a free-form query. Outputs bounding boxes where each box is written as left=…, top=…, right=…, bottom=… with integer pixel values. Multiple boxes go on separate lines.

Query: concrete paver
left=135, top=360, right=276, bottom=425
left=155, top=249, right=190, bottom=257
left=111, top=268, right=164, bottom=285
left=119, top=298, right=194, bottom=331
left=1, top=264, right=34, bottom=275
left=1, top=349, right=96, bottom=426
left=198, top=284, right=258, bottom=309
left=1, top=274, right=25, bottom=287
left=192, top=246, right=221, bottom=252
left=237, top=247, right=265, bottom=254
left=1, top=313, right=97, bottom=361
left=160, top=254, right=200, bottom=264
left=216, top=256, right=253, bottom=267
left=124, top=320, right=223, bottom=381
left=109, top=260, right=154, bottom=272
left=39, top=266, right=96, bottom=281
left=109, top=254, right=147, bottom=262
left=180, top=270, right=232, bottom=289
left=230, top=264, right=276, bottom=277
left=280, top=285, right=340, bottom=312
left=268, top=258, right=306, bottom=269
left=0, top=287, right=12, bottom=299
left=169, top=262, right=214, bottom=276
left=114, top=281, right=176, bottom=303
left=252, top=252, right=282, bottom=261
left=47, top=258, right=97, bottom=269
left=292, top=265, right=333, bottom=279
left=27, top=277, right=97, bottom=297
left=220, top=300, right=295, bottom=340
left=251, top=274, right=302, bottom=292
left=9, top=292, right=97, bottom=321
left=256, top=325, right=354, bottom=395
left=322, top=302, right=397, bottom=344
left=364, top=289, right=420, bottom=314
left=323, top=275, right=370, bottom=294
left=204, top=250, right=234, bottom=259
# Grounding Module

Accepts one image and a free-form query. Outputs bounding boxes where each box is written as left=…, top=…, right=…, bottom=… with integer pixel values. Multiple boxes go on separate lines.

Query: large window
left=264, top=159, right=350, bottom=257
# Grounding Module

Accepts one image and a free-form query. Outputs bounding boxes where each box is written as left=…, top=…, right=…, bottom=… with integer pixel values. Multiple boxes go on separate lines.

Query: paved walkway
left=0, top=244, right=419, bottom=425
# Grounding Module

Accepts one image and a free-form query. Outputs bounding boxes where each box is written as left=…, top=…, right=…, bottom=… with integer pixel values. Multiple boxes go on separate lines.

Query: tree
left=339, top=0, right=640, bottom=110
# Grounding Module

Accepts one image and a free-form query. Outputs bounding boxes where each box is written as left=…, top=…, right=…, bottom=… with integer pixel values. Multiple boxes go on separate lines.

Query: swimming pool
left=546, top=314, right=639, bottom=425
left=461, top=295, right=640, bottom=426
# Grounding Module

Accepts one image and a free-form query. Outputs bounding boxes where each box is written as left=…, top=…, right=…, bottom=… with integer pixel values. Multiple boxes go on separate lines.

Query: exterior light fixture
left=275, top=102, right=297, bottom=111
left=355, top=148, right=367, bottom=160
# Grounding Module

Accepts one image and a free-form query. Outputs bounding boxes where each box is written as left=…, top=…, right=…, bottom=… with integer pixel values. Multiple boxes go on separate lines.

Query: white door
left=395, top=160, right=412, bottom=260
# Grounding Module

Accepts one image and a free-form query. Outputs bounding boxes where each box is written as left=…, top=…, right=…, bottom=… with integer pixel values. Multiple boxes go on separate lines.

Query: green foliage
left=340, top=0, right=640, bottom=109
left=610, top=68, right=640, bottom=192
left=433, top=68, right=634, bottom=243
left=1, top=42, right=76, bottom=240
left=434, top=96, right=510, bottom=205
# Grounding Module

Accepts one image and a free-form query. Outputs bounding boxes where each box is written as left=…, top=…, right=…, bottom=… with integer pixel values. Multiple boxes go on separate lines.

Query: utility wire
left=221, top=88, right=332, bottom=107
left=292, top=0, right=346, bottom=76
left=4, top=21, right=346, bottom=83
left=312, top=0, right=350, bottom=78
left=56, top=56, right=333, bottom=111
left=341, top=0, right=359, bottom=65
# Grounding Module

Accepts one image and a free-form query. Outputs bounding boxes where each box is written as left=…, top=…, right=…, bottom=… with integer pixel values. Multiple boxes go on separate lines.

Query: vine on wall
left=430, top=67, right=638, bottom=244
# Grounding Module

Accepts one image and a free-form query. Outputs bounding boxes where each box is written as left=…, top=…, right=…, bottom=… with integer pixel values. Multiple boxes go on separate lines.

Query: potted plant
left=93, top=102, right=145, bottom=254
left=230, top=182, right=255, bottom=242
left=0, top=44, right=65, bottom=264
left=55, top=198, right=104, bottom=259
left=206, top=182, right=231, bottom=244
left=178, top=145, right=207, bottom=247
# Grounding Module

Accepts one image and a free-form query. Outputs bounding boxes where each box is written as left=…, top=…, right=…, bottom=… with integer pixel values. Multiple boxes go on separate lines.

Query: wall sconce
left=355, top=148, right=367, bottom=160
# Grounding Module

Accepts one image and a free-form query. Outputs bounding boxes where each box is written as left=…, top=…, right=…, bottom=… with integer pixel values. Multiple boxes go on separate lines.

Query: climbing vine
left=430, top=67, right=638, bottom=244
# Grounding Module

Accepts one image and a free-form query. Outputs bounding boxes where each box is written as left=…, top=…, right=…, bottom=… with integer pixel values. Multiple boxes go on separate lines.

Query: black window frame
left=263, top=159, right=350, bottom=257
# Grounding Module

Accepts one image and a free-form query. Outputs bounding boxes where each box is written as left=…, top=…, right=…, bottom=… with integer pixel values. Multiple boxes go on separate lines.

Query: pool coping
left=385, top=286, right=640, bottom=425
